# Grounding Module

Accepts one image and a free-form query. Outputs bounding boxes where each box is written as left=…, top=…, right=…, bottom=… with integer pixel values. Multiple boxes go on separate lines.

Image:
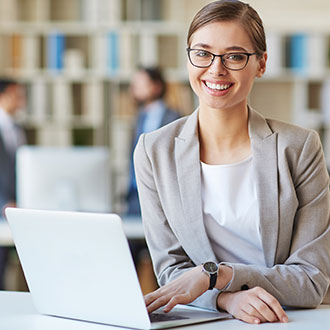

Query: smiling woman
left=133, top=0, right=330, bottom=325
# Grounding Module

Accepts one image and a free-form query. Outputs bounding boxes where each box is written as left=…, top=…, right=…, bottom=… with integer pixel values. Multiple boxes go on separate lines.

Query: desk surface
left=1, top=291, right=330, bottom=330
left=0, top=215, right=144, bottom=247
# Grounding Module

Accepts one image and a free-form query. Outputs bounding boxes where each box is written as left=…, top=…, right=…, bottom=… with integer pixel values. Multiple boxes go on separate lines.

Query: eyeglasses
left=186, top=48, right=257, bottom=71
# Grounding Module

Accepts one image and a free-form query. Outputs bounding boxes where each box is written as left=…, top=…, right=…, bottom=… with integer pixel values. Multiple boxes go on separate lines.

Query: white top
left=201, top=156, right=265, bottom=265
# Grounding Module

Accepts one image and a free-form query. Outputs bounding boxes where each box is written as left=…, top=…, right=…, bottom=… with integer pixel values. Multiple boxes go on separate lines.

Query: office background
left=1, top=0, right=330, bottom=211
left=1, top=0, right=330, bottom=290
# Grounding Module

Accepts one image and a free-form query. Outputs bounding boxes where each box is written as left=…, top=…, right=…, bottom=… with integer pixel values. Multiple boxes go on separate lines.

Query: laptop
left=5, top=208, right=229, bottom=329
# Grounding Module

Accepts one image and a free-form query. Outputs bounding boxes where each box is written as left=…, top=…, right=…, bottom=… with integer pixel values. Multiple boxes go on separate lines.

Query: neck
left=198, top=102, right=251, bottom=164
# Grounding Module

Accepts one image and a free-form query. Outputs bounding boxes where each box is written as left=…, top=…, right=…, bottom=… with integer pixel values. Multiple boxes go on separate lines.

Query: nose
left=208, top=56, right=227, bottom=76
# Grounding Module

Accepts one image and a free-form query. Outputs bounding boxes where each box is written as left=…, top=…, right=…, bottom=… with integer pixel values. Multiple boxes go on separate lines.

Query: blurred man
left=125, top=68, right=180, bottom=283
left=0, top=79, right=26, bottom=289
left=127, top=67, right=180, bottom=215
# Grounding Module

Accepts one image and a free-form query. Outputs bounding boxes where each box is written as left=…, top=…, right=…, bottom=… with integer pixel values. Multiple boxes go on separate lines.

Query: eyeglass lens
left=189, top=49, right=249, bottom=70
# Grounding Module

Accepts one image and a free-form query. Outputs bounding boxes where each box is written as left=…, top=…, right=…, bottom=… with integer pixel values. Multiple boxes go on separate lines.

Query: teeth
left=205, top=81, right=231, bottom=90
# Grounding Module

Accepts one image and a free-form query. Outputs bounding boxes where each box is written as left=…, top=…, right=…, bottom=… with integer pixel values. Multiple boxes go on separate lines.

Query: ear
left=256, top=52, right=267, bottom=78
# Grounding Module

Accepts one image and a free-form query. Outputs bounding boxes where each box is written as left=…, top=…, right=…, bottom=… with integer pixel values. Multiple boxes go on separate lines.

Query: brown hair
left=187, top=0, right=266, bottom=57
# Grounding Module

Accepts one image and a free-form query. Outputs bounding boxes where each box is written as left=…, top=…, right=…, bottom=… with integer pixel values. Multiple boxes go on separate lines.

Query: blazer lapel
left=173, top=108, right=279, bottom=267
left=174, top=110, right=217, bottom=263
left=249, top=109, right=279, bottom=267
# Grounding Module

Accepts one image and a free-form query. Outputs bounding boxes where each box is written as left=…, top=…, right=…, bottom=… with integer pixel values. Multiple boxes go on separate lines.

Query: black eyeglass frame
left=186, top=48, right=258, bottom=71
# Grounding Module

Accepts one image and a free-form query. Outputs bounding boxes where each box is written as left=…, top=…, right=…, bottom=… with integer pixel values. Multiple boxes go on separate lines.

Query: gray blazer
left=134, top=108, right=330, bottom=311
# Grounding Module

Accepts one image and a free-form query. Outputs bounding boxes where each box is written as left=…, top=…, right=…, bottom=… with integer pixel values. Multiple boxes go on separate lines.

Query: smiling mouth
left=204, top=81, right=233, bottom=91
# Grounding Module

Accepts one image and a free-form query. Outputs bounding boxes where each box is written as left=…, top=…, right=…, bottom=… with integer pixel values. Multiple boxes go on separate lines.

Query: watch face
left=204, top=262, right=218, bottom=273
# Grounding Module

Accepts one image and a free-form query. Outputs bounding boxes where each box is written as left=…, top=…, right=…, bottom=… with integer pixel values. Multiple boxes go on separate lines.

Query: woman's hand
left=217, top=287, right=288, bottom=324
left=144, top=265, right=209, bottom=313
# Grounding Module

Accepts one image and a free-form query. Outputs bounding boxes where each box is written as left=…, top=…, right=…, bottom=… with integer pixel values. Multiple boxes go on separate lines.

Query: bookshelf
left=1, top=0, right=330, bottom=212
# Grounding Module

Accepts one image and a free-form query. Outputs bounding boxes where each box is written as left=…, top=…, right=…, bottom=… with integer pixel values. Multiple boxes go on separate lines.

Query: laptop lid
left=6, top=208, right=151, bottom=329
left=5, top=208, right=228, bottom=329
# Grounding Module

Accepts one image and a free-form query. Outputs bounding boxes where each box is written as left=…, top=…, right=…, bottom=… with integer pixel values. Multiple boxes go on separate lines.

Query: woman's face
left=187, top=21, right=266, bottom=113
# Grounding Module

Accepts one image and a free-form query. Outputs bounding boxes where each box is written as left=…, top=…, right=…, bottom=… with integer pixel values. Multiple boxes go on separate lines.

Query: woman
left=134, top=0, right=330, bottom=324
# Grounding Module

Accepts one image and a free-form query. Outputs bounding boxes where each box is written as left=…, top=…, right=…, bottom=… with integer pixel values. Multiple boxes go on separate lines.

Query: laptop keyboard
left=149, top=312, right=189, bottom=323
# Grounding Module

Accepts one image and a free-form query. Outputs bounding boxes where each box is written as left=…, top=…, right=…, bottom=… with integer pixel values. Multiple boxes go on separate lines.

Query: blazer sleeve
left=221, top=130, right=330, bottom=307
left=134, top=133, right=221, bottom=311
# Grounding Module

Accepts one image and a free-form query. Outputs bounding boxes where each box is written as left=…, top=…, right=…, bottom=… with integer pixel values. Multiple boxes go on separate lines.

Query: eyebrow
left=191, top=43, right=249, bottom=52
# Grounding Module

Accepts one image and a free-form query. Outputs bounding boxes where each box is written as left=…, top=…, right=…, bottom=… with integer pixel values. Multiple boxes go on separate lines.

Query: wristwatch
left=202, top=261, right=219, bottom=290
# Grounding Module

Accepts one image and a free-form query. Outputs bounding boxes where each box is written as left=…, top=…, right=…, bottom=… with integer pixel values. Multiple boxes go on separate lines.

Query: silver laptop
left=5, top=208, right=228, bottom=329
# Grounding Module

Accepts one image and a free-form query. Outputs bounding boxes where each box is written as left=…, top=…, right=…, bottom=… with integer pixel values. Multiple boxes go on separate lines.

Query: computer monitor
left=16, top=146, right=111, bottom=212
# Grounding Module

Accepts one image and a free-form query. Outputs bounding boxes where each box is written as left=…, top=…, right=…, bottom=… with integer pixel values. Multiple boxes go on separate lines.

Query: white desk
left=1, top=291, right=330, bottom=330
left=0, top=216, right=144, bottom=247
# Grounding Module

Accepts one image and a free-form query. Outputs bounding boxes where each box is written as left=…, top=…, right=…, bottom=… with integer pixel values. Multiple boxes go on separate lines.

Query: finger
left=163, top=294, right=189, bottom=313
left=147, top=294, right=173, bottom=314
left=251, top=299, right=278, bottom=322
left=236, top=310, right=261, bottom=324
left=242, top=304, right=267, bottom=323
left=144, top=285, right=173, bottom=306
left=144, top=290, right=161, bottom=306
left=258, top=290, right=288, bottom=323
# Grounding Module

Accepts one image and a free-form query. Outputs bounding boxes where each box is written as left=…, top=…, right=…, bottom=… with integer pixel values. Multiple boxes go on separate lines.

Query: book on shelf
left=22, top=35, right=40, bottom=73
left=264, top=32, right=283, bottom=77
left=29, top=79, right=48, bottom=122
left=124, top=0, right=161, bottom=21
left=81, top=81, right=104, bottom=124
left=10, top=34, right=22, bottom=69
left=81, top=0, right=122, bottom=24
left=80, top=0, right=99, bottom=23
left=8, top=33, right=40, bottom=72
left=286, top=33, right=327, bottom=76
left=91, top=31, right=120, bottom=75
left=100, top=0, right=122, bottom=24
left=140, top=0, right=161, bottom=21
left=52, top=80, right=73, bottom=120
left=307, top=33, right=327, bottom=78
left=47, top=32, right=65, bottom=71
left=124, top=0, right=141, bottom=21
left=139, top=33, right=158, bottom=67
left=0, top=0, right=18, bottom=22
left=107, top=31, right=120, bottom=74
left=158, top=35, right=179, bottom=69
left=50, top=0, right=80, bottom=21
left=34, top=0, right=50, bottom=22
left=288, top=33, right=307, bottom=74
left=90, top=33, right=107, bottom=74
left=119, top=32, right=138, bottom=75
left=162, top=0, right=185, bottom=22
left=117, top=86, right=136, bottom=118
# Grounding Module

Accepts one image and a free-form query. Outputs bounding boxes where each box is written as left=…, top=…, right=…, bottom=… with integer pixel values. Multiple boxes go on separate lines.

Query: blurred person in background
left=0, top=78, right=26, bottom=289
left=126, top=67, right=180, bottom=216
left=126, top=67, right=180, bottom=278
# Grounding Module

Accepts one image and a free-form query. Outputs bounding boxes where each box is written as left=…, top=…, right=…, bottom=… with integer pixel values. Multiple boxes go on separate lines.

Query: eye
left=226, top=53, right=246, bottom=61
left=193, top=50, right=212, bottom=58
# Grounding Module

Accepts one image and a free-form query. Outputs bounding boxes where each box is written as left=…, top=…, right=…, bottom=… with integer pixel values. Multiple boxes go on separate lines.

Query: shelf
left=2, top=0, right=330, bottom=211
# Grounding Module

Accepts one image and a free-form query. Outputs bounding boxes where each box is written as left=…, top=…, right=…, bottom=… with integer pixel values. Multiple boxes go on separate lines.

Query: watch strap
left=209, top=272, right=217, bottom=290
